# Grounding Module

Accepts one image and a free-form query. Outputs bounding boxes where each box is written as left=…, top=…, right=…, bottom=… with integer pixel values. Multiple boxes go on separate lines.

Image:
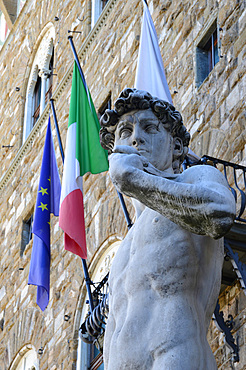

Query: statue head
left=100, top=88, right=190, bottom=173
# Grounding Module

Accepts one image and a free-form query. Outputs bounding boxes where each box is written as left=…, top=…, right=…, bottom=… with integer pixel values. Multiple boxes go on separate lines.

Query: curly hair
left=100, top=88, right=190, bottom=170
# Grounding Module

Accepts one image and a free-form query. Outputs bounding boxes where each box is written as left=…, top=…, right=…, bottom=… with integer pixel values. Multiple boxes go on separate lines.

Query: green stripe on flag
left=69, top=62, right=109, bottom=176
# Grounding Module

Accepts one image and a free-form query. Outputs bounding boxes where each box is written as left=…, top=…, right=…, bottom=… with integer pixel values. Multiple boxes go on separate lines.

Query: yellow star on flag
left=38, top=202, right=48, bottom=211
left=48, top=177, right=51, bottom=182
left=39, top=187, right=48, bottom=196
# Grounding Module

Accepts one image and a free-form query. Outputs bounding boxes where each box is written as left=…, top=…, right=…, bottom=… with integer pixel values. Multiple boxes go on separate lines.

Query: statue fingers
left=112, top=145, right=140, bottom=156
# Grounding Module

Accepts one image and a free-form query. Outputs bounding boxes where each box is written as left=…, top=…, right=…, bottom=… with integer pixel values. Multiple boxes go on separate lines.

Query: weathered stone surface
left=0, top=0, right=245, bottom=368
left=100, top=89, right=236, bottom=369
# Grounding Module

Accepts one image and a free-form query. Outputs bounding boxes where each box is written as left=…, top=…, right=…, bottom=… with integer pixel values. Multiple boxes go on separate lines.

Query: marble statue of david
left=99, top=88, right=236, bottom=370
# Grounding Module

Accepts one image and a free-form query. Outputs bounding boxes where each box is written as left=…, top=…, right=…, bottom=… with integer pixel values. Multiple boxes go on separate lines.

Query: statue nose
left=132, top=126, right=145, bottom=147
left=132, top=138, right=145, bottom=146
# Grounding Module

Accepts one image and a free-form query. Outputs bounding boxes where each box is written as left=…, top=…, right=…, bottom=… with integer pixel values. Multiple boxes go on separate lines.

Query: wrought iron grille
left=183, top=155, right=246, bottom=223
left=80, top=273, right=109, bottom=347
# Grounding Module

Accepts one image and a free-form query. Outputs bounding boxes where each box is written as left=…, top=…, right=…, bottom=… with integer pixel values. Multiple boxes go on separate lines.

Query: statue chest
left=109, top=208, right=200, bottom=295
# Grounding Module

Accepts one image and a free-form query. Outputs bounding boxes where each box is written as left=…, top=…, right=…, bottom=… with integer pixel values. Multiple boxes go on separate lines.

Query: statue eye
left=145, top=124, right=158, bottom=133
left=119, top=127, right=132, bottom=139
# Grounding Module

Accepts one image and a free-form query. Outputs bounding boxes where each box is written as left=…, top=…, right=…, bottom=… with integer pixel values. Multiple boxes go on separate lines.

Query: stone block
left=20, top=285, right=29, bottom=302
left=0, top=287, right=6, bottom=302
left=226, top=85, right=240, bottom=112
left=222, top=22, right=239, bottom=51
left=159, top=0, right=172, bottom=11
left=205, top=98, right=216, bottom=122
left=54, top=311, right=64, bottom=334
left=234, top=27, right=246, bottom=58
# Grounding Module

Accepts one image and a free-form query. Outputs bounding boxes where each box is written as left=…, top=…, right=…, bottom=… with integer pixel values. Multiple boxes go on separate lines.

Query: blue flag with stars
left=28, top=117, right=61, bottom=311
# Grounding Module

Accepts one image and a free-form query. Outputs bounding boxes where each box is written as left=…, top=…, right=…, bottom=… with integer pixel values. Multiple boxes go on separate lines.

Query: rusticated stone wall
left=208, top=282, right=246, bottom=368
left=0, top=0, right=245, bottom=369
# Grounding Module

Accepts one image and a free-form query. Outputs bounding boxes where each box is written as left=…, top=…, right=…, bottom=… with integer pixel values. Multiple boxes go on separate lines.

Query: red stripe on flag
left=59, top=189, right=87, bottom=259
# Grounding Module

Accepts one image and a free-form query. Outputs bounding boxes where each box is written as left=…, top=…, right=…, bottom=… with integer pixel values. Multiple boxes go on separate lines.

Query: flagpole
left=68, top=35, right=133, bottom=231
left=50, top=99, right=65, bottom=163
left=116, top=191, right=133, bottom=230
left=68, top=36, right=88, bottom=92
left=50, top=95, right=95, bottom=313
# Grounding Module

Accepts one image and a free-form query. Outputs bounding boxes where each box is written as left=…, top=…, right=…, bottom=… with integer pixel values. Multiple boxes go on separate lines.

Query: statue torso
left=104, top=207, right=224, bottom=369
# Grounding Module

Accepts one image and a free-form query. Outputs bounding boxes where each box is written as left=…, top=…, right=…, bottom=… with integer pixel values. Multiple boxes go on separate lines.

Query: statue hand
left=109, top=146, right=179, bottom=194
left=109, top=146, right=148, bottom=193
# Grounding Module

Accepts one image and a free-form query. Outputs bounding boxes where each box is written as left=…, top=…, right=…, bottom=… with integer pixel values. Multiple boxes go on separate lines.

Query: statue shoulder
left=181, top=164, right=229, bottom=187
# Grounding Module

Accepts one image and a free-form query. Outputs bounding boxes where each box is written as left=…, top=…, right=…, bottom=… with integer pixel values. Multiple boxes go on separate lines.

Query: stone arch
left=5, top=308, right=44, bottom=370
left=26, top=22, right=55, bottom=95
left=9, top=345, right=39, bottom=370
left=43, top=37, right=54, bottom=71
left=23, top=22, right=55, bottom=143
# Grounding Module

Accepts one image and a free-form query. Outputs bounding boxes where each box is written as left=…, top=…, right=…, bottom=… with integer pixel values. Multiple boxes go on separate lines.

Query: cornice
left=0, top=0, right=118, bottom=192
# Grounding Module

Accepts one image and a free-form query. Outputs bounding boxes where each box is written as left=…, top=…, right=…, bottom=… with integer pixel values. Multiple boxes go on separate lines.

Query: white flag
left=135, top=1, right=200, bottom=162
left=135, top=0, right=172, bottom=103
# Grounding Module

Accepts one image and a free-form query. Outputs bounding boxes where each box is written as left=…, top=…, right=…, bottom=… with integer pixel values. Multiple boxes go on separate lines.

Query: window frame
left=91, top=0, right=109, bottom=28
left=98, top=95, right=111, bottom=119
left=195, top=19, right=220, bottom=88
left=21, top=214, right=33, bottom=257
left=33, top=75, right=42, bottom=126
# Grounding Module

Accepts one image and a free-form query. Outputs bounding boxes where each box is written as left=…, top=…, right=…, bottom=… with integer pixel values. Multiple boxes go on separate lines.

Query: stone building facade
left=0, top=0, right=245, bottom=369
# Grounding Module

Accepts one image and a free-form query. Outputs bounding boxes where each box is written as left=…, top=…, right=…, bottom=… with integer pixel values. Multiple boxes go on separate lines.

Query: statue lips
left=136, top=148, right=149, bottom=155
left=137, top=148, right=152, bottom=167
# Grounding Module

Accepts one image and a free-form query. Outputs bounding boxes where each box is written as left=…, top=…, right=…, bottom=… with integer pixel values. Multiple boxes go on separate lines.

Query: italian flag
left=59, top=62, right=108, bottom=259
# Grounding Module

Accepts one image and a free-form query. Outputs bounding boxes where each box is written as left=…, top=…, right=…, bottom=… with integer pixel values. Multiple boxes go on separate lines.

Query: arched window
left=77, top=240, right=121, bottom=370
left=10, top=347, right=39, bottom=370
left=91, top=0, right=109, bottom=27
left=23, top=23, right=55, bottom=143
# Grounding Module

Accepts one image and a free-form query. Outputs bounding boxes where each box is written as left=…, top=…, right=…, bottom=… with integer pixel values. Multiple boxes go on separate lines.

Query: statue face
left=114, top=109, right=174, bottom=172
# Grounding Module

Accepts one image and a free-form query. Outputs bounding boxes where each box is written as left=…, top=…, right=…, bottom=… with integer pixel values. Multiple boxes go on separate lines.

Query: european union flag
left=28, top=117, right=61, bottom=311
